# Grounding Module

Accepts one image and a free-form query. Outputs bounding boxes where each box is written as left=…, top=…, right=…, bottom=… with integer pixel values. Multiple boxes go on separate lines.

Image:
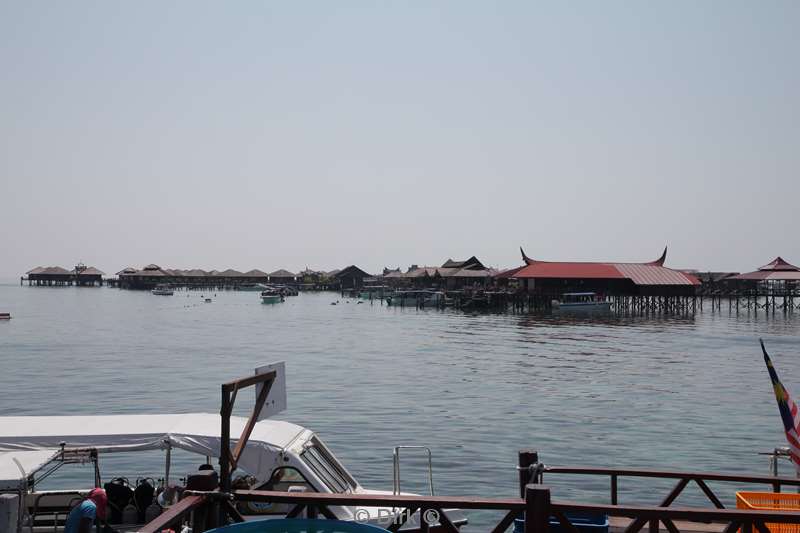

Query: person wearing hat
left=65, top=488, right=107, bottom=533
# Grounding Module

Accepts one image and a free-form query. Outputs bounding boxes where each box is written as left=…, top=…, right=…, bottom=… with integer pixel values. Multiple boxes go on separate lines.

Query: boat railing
left=392, top=445, right=435, bottom=496
left=758, top=446, right=792, bottom=477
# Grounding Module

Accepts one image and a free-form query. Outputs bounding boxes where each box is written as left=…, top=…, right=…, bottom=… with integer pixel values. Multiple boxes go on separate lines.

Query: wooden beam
left=140, top=495, right=206, bottom=533
left=231, top=378, right=274, bottom=470
left=234, top=490, right=524, bottom=511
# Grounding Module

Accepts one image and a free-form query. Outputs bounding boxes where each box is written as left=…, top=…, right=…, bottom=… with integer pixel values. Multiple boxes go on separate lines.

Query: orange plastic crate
left=736, top=492, right=800, bottom=533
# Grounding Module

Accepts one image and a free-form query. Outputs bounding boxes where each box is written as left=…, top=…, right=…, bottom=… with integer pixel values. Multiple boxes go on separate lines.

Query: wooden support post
left=519, top=450, right=539, bottom=497
left=524, top=484, right=550, bottom=533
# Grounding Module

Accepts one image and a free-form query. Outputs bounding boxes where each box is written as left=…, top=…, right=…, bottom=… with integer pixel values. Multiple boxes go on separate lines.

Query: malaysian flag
left=762, top=339, right=800, bottom=474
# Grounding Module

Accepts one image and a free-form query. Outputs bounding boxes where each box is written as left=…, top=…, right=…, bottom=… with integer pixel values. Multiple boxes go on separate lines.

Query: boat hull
left=151, top=289, right=174, bottom=296
left=552, top=301, right=611, bottom=312
left=261, top=295, right=283, bottom=304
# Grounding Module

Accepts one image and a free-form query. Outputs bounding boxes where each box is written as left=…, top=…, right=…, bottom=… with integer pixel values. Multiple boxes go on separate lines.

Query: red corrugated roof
left=513, top=261, right=698, bottom=285
left=613, top=263, right=699, bottom=286
left=727, top=257, right=800, bottom=281
left=514, top=262, right=624, bottom=279
left=510, top=247, right=699, bottom=286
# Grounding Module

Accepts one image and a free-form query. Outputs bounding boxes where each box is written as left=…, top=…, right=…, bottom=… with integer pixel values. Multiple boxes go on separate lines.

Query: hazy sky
left=1, top=1, right=797, bottom=277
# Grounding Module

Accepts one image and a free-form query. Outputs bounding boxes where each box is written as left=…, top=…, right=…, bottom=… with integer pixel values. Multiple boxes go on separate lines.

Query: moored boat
left=0, top=365, right=467, bottom=532
left=151, top=285, right=174, bottom=296
left=551, top=292, right=611, bottom=312
left=387, top=290, right=443, bottom=308
left=261, top=289, right=285, bottom=304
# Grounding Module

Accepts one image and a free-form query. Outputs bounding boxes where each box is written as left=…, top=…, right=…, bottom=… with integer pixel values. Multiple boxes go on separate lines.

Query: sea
left=1, top=282, right=799, bottom=529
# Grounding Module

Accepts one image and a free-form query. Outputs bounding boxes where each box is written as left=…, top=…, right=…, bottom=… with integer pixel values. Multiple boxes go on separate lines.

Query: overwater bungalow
left=268, top=269, right=296, bottom=285
left=505, top=247, right=700, bottom=312
left=382, top=256, right=496, bottom=289
left=332, top=265, right=372, bottom=290
left=23, top=264, right=104, bottom=286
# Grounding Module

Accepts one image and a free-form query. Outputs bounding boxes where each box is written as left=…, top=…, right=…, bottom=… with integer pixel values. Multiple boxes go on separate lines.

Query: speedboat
left=151, top=285, right=174, bottom=296
left=0, top=390, right=467, bottom=533
left=261, top=289, right=285, bottom=304
left=552, top=292, right=611, bottom=312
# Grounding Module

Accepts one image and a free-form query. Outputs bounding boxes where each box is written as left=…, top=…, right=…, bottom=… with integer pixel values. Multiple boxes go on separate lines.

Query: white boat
left=0, top=415, right=466, bottom=532
left=261, top=289, right=284, bottom=304
left=151, top=285, right=174, bottom=296
left=551, top=292, right=611, bottom=312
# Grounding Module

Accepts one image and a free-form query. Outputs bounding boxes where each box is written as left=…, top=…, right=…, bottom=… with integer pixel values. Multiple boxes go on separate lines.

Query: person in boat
left=64, top=488, right=107, bottom=533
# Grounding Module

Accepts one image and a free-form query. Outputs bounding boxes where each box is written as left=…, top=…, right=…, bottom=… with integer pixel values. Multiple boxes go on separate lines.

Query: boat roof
left=0, top=449, right=60, bottom=490
left=0, top=414, right=306, bottom=482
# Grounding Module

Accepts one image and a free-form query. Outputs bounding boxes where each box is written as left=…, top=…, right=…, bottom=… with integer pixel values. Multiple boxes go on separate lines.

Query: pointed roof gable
left=334, top=265, right=371, bottom=279
left=216, top=269, right=244, bottom=277
left=269, top=269, right=296, bottom=278
left=759, top=257, right=799, bottom=272
left=243, top=269, right=269, bottom=277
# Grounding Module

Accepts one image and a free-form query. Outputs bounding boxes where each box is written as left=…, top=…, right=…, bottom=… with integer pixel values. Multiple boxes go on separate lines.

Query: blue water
left=1, top=283, right=799, bottom=529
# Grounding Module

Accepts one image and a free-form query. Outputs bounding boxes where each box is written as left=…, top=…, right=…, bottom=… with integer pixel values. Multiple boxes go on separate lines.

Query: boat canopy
left=0, top=414, right=306, bottom=483
left=0, top=449, right=60, bottom=490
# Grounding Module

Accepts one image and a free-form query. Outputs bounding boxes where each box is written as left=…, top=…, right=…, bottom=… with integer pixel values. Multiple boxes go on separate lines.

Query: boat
left=261, top=289, right=285, bottom=304
left=386, top=290, right=443, bottom=308
left=237, top=283, right=268, bottom=292
left=0, top=365, right=467, bottom=533
left=0, top=313, right=10, bottom=320
left=551, top=292, right=611, bottom=312
left=151, top=285, right=174, bottom=296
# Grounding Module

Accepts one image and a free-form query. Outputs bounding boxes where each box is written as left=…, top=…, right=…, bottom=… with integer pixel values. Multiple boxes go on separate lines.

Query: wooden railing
left=140, top=450, right=800, bottom=533
left=140, top=484, right=800, bottom=533
left=541, top=465, right=800, bottom=504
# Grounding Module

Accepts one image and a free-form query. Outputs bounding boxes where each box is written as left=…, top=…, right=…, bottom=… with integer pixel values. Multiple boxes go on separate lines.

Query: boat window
left=259, top=467, right=314, bottom=492
left=300, top=437, right=357, bottom=493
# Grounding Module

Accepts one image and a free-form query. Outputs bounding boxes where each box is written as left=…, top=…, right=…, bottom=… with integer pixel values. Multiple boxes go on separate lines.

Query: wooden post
left=519, top=450, right=539, bottom=497
left=524, top=484, right=550, bottom=533
left=220, top=385, right=232, bottom=490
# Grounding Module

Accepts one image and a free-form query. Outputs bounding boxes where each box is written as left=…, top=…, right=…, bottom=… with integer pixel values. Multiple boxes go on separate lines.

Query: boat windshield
left=300, top=436, right=357, bottom=493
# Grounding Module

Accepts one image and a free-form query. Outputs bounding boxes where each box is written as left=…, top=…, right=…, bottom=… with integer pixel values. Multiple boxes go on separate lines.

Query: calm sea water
left=1, top=282, right=799, bottom=529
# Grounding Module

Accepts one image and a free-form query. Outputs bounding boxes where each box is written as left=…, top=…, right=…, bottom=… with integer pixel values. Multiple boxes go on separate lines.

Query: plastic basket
left=736, top=491, right=800, bottom=533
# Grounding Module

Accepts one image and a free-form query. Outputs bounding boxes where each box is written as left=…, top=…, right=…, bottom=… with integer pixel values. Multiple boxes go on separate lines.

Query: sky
left=1, top=1, right=797, bottom=277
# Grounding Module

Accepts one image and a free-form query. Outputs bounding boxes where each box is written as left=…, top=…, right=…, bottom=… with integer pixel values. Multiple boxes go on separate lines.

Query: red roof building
left=727, top=257, right=800, bottom=281
left=510, top=247, right=699, bottom=296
